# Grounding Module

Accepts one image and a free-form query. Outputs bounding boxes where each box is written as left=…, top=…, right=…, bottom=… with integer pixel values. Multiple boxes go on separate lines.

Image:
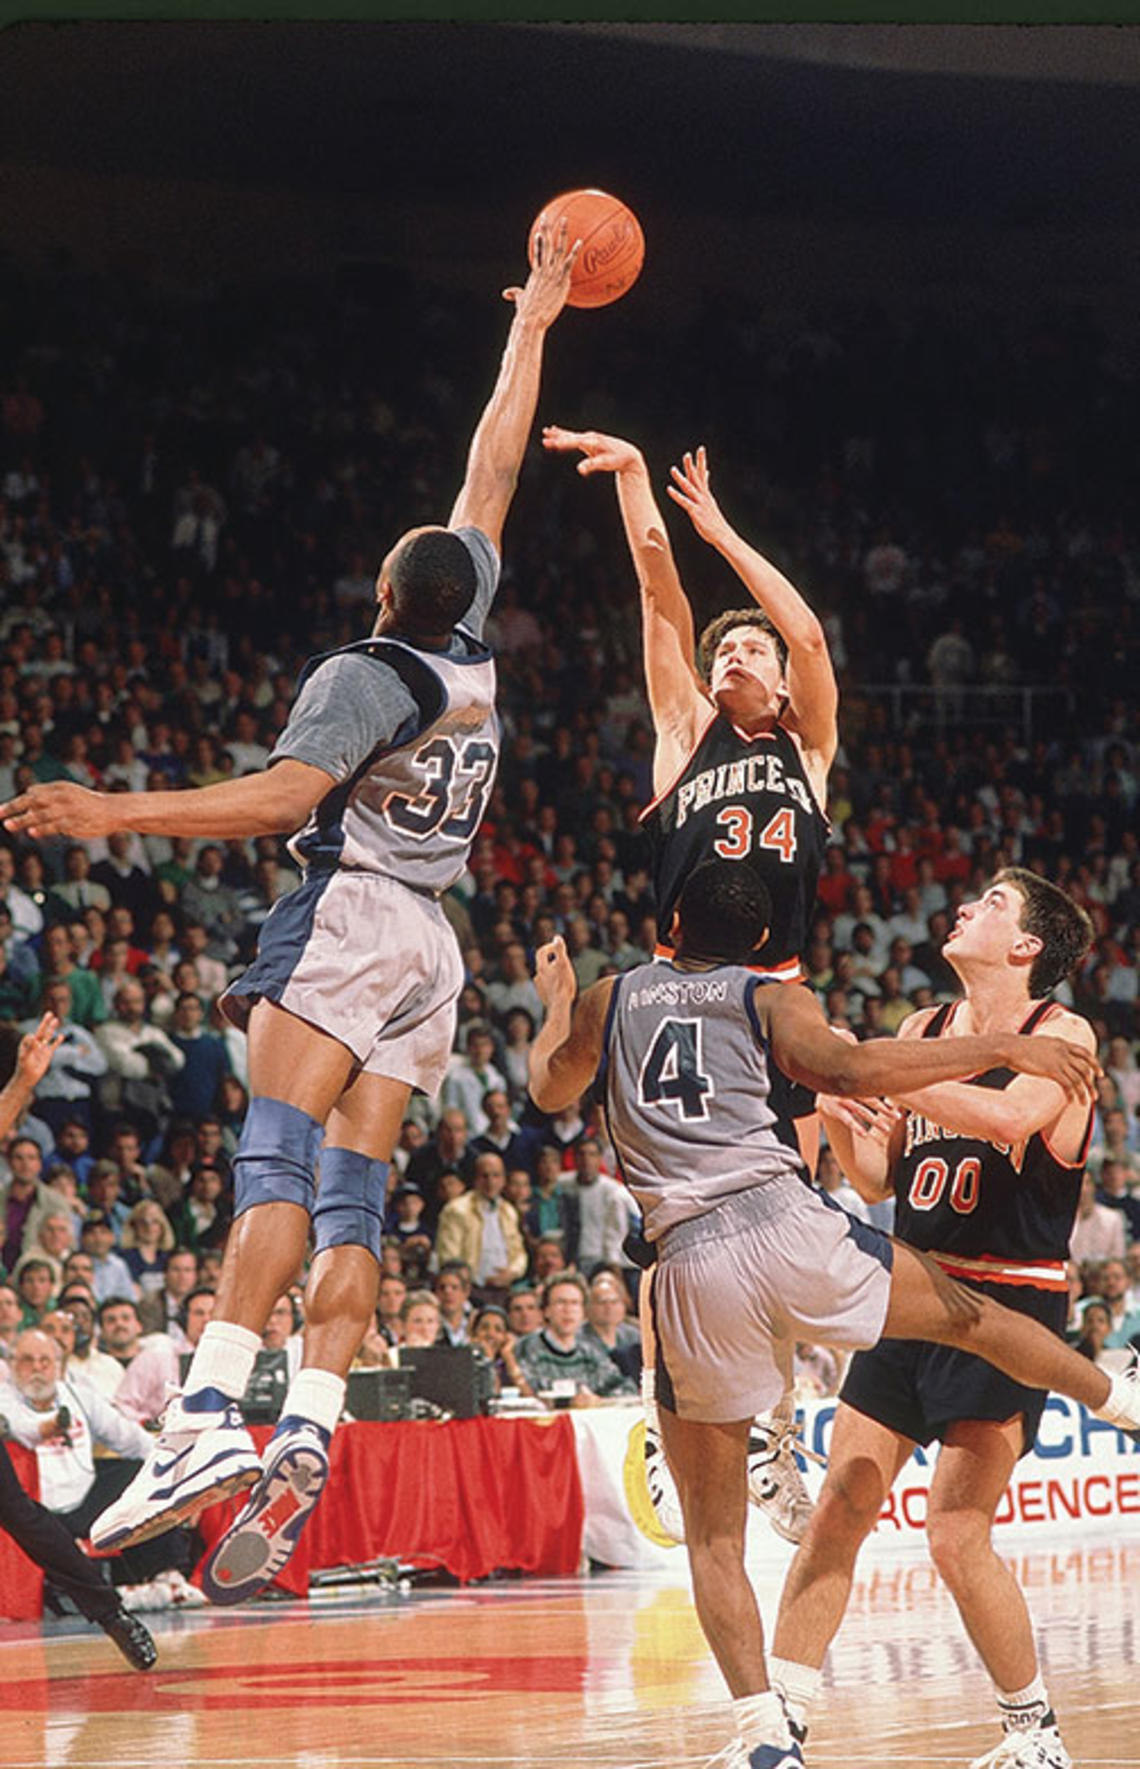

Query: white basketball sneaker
left=201, top=1415, right=331, bottom=1605
left=747, top=1410, right=822, bottom=1544
left=968, top=1720, right=1072, bottom=1768
left=92, top=1393, right=261, bottom=1551
left=1094, top=1352, right=1140, bottom=1433
left=705, top=1734, right=805, bottom=1768
left=643, top=1409, right=686, bottom=1544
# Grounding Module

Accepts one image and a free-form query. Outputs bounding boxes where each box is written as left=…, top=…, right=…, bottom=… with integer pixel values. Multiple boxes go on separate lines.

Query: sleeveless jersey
left=893, top=999, right=1092, bottom=1295
left=288, top=632, right=499, bottom=894
left=601, top=959, right=805, bottom=1241
left=640, top=714, right=828, bottom=978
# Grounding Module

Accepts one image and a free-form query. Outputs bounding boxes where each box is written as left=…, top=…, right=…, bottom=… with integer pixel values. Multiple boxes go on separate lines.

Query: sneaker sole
left=200, top=1441, right=328, bottom=1605
left=93, top=1463, right=261, bottom=1552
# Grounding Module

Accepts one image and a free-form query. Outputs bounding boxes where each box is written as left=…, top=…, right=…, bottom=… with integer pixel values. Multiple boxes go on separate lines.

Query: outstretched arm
left=449, top=222, right=577, bottom=550
left=889, top=1008, right=1098, bottom=1148
left=761, top=984, right=1099, bottom=1102
left=668, top=447, right=838, bottom=775
left=528, top=935, right=616, bottom=1112
left=541, top=427, right=708, bottom=791
left=0, top=759, right=334, bottom=844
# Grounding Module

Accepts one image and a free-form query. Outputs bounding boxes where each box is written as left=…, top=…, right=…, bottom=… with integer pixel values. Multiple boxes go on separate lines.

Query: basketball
left=529, top=188, right=645, bottom=309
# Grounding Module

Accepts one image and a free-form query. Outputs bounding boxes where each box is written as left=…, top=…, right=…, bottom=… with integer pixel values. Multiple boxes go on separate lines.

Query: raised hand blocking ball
left=529, top=189, right=644, bottom=309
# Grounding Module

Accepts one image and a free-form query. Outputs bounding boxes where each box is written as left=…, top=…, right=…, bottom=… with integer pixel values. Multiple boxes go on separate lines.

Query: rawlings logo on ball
left=529, top=188, right=645, bottom=309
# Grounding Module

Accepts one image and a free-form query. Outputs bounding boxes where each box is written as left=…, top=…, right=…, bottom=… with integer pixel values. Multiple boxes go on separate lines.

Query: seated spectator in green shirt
left=515, top=1272, right=636, bottom=1406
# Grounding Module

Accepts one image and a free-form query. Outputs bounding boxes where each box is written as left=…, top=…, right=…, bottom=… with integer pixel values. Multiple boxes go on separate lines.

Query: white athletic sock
left=768, top=1656, right=820, bottom=1736
left=1099, top=1367, right=1139, bottom=1429
left=641, top=1364, right=660, bottom=1431
left=183, top=1321, right=261, bottom=1403
left=282, top=1368, right=345, bottom=1437
left=732, top=1689, right=791, bottom=1750
left=996, top=1672, right=1052, bottom=1734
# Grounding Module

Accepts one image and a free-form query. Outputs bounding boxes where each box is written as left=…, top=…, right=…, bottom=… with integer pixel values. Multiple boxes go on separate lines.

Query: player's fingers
left=501, top=286, right=522, bottom=305
left=4, top=809, right=46, bottom=836
left=819, top=1097, right=867, bottom=1134
left=1061, top=1055, right=1092, bottom=1101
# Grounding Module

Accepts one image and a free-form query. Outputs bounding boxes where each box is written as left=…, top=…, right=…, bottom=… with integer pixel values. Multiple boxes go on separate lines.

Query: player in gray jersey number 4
left=542, top=428, right=839, bottom=1552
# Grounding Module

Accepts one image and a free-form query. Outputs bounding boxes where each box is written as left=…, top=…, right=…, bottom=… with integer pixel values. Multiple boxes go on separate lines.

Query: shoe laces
left=750, top=1417, right=828, bottom=1470
left=969, top=1725, right=1065, bottom=1768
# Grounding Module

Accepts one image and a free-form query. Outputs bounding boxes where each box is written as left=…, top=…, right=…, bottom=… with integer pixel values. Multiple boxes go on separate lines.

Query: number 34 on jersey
left=713, top=804, right=797, bottom=864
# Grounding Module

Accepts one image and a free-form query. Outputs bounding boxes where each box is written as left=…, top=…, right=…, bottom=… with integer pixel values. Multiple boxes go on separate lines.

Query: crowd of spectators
left=0, top=258, right=1139, bottom=1596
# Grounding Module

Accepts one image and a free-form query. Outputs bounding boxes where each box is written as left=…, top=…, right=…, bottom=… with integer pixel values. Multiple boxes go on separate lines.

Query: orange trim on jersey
left=930, top=1251, right=1069, bottom=1293
left=1025, top=1002, right=1095, bottom=1171
left=1039, top=1113, right=1095, bottom=1172
left=638, top=706, right=719, bottom=824
left=636, top=711, right=828, bottom=826
left=776, top=720, right=832, bottom=827
left=652, top=942, right=804, bottom=983
left=938, top=998, right=1093, bottom=1168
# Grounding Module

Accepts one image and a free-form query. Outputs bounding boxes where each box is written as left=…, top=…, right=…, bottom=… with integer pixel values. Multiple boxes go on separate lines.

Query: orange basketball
left=529, top=188, right=645, bottom=309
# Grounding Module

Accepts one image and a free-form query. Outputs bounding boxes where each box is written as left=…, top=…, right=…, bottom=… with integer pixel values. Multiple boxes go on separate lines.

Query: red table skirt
left=193, top=1415, right=585, bottom=1596
left=0, top=1443, right=45, bottom=1621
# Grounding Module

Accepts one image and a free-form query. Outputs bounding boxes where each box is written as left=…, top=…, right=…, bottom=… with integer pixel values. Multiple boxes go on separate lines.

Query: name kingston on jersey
left=624, top=975, right=730, bottom=1012
left=904, top=1108, right=1028, bottom=1174
left=675, top=753, right=814, bottom=828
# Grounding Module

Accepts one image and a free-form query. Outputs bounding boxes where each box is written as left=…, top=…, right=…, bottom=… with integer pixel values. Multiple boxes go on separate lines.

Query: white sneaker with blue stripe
left=969, top=1720, right=1072, bottom=1767
left=91, top=1392, right=261, bottom=1551
left=706, top=1727, right=804, bottom=1768
left=201, top=1415, right=331, bottom=1605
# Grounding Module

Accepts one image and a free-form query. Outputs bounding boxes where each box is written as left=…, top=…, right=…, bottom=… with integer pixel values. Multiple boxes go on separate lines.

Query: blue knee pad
left=232, top=1096, right=325, bottom=1220
left=311, top=1147, right=389, bottom=1259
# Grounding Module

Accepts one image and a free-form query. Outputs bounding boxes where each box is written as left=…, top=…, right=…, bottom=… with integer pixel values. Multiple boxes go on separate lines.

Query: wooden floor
left=4, top=1539, right=1139, bottom=1769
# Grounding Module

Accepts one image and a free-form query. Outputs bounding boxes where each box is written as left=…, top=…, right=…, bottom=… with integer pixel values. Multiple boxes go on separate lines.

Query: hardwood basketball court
left=4, top=1537, right=1138, bottom=1769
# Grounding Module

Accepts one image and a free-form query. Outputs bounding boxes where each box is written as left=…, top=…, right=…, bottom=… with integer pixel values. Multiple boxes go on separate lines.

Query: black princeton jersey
left=641, top=714, right=829, bottom=976
left=893, top=999, right=1091, bottom=1295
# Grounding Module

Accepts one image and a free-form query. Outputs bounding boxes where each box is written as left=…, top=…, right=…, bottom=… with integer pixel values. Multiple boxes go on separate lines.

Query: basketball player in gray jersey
left=0, top=219, right=579, bottom=1601
left=529, top=861, right=1139, bottom=1769
left=543, top=425, right=837, bottom=1546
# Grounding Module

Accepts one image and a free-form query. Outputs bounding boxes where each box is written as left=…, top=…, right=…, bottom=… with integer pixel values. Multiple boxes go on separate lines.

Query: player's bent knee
left=687, top=1523, right=747, bottom=1566
left=925, top=1510, right=986, bottom=1582
left=312, top=1147, right=389, bottom=1259
left=816, top=1468, right=885, bottom=1541
left=232, top=1096, right=325, bottom=1218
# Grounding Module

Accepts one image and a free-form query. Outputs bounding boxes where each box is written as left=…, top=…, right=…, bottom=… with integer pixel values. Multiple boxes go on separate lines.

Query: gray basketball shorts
left=222, top=868, right=464, bottom=1095
left=652, top=1183, right=894, bottom=1424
